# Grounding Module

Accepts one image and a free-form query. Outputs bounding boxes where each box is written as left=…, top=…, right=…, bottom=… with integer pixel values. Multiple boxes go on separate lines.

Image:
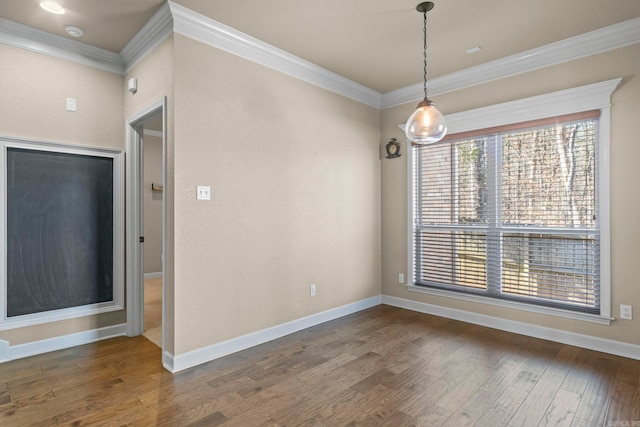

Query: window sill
left=407, top=284, right=613, bottom=326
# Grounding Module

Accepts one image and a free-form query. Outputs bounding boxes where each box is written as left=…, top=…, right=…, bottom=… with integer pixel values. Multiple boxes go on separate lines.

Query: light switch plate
left=196, top=186, right=211, bottom=200
left=66, top=98, right=76, bottom=112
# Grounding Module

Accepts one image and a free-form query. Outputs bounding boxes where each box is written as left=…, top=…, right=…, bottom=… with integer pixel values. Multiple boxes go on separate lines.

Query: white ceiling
left=2, top=0, right=639, bottom=93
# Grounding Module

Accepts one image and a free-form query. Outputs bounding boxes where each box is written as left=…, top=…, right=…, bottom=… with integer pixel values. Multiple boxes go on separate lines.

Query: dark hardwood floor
left=0, top=305, right=638, bottom=426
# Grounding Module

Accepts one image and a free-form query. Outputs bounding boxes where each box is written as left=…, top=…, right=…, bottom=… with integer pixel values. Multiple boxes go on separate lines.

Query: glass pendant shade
left=404, top=98, right=447, bottom=144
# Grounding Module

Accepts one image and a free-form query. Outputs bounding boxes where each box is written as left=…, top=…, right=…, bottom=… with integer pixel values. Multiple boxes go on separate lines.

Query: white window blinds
left=412, top=111, right=600, bottom=314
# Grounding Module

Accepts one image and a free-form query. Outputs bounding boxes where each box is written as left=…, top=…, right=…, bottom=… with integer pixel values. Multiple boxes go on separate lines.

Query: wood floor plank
left=559, top=366, right=591, bottom=396
left=269, top=387, right=330, bottom=426
left=320, top=384, right=391, bottom=426
left=440, top=357, right=526, bottom=426
left=295, top=352, right=358, bottom=383
left=573, top=352, right=620, bottom=425
left=378, top=410, right=417, bottom=427
left=349, top=367, right=396, bottom=394
left=393, top=372, right=454, bottom=417
left=415, top=404, right=454, bottom=426
left=435, top=359, right=496, bottom=412
left=348, top=378, right=424, bottom=426
left=475, top=386, right=529, bottom=427
left=508, top=363, right=571, bottom=426
left=0, top=306, right=637, bottom=426
left=605, top=357, right=640, bottom=423
left=537, top=388, right=581, bottom=427
left=1, top=349, right=162, bottom=425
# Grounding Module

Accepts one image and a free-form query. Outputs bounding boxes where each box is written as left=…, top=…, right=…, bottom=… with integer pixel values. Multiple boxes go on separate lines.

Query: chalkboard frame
left=0, top=137, right=124, bottom=330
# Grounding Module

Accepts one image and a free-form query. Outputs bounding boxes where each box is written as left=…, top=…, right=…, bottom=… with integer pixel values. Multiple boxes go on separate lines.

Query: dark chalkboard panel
left=6, top=148, right=114, bottom=317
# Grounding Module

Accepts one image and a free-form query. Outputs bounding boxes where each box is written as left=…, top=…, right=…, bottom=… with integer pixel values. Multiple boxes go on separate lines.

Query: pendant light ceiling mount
left=404, top=1, right=447, bottom=145
left=416, top=2, right=434, bottom=14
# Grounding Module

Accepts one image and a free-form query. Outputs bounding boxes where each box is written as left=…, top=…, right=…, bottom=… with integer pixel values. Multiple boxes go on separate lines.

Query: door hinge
left=139, top=236, right=144, bottom=243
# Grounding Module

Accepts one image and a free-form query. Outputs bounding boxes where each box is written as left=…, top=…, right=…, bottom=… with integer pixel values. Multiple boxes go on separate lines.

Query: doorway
left=126, top=98, right=166, bottom=353
left=140, top=113, right=163, bottom=347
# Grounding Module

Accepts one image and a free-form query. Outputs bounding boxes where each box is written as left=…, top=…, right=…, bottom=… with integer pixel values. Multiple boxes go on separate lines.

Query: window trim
left=405, top=78, right=621, bottom=324
left=0, top=137, right=125, bottom=330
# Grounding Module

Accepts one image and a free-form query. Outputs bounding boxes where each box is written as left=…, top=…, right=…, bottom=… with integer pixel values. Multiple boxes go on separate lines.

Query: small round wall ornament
left=385, top=138, right=401, bottom=159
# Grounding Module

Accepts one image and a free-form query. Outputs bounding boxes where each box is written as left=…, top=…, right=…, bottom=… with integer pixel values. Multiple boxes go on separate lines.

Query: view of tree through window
left=502, top=123, right=596, bottom=228
left=413, top=116, right=600, bottom=313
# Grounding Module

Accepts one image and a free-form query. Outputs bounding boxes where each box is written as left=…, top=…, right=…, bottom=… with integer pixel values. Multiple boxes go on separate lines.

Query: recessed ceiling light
left=65, top=25, right=84, bottom=37
left=39, top=1, right=65, bottom=15
left=466, top=46, right=482, bottom=54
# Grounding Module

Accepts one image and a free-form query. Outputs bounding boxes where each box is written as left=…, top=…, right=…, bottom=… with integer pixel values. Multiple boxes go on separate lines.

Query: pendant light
left=404, top=2, right=447, bottom=144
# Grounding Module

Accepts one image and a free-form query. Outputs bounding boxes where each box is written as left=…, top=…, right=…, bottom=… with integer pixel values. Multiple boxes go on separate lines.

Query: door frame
left=125, top=97, right=167, bottom=352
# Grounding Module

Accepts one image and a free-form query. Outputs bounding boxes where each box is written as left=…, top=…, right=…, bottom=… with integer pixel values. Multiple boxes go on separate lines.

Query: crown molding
left=381, top=17, right=640, bottom=109
left=1, top=6, right=638, bottom=109
left=168, top=1, right=382, bottom=109
left=0, top=4, right=173, bottom=76
left=121, top=2, right=173, bottom=73
left=0, top=18, right=125, bottom=74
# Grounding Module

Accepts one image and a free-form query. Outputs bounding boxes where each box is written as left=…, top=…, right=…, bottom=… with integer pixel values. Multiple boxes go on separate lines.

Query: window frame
left=0, top=137, right=125, bottom=330
left=405, top=79, right=620, bottom=325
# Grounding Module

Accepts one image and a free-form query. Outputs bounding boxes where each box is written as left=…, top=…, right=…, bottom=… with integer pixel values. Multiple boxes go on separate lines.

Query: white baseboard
left=0, top=339, right=9, bottom=363
left=162, top=350, right=175, bottom=372
left=382, top=295, right=640, bottom=361
left=144, top=272, right=162, bottom=279
left=0, top=323, right=127, bottom=363
left=166, top=295, right=382, bottom=373
left=5, top=294, right=635, bottom=370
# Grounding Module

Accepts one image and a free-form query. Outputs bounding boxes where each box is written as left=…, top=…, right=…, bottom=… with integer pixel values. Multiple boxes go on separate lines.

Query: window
left=407, top=79, right=619, bottom=322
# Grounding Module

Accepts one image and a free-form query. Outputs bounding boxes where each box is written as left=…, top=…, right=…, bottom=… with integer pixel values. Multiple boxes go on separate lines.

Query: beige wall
left=143, top=134, right=163, bottom=274
left=124, top=36, right=174, bottom=119
left=381, top=44, right=640, bottom=345
left=0, top=43, right=126, bottom=345
left=172, top=34, right=381, bottom=355
left=0, top=44, right=123, bottom=149
left=0, top=35, right=174, bottom=347
left=0, top=27, right=376, bottom=361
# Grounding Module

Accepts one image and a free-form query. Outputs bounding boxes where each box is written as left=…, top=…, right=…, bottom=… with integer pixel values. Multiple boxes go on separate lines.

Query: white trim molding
left=405, top=78, right=619, bottom=323
left=144, top=272, right=163, bottom=279
left=0, top=339, right=8, bottom=363
left=406, top=285, right=612, bottom=326
left=382, top=17, right=640, bottom=109
left=126, top=98, right=168, bottom=340
left=0, top=18, right=125, bottom=74
left=121, top=2, right=173, bottom=73
left=0, top=323, right=126, bottom=363
left=164, top=295, right=382, bottom=373
left=383, top=295, right=640, bottom=361
left=0, top=136, right=126, bottom=331
left=445, top=78, right=622, bottom=134
left=1, top=6, right=637, bottom=108
left=0, top=3, right=173, bottom=75
left=167, top=1, right=382, bottom=109
left=143, top=129, right=164, bottom=139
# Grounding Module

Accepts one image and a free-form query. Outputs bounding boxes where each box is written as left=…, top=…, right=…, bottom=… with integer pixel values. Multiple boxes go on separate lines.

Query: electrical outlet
left=310, top=284, right=316, bottom=297
left=620, top=304, right=633, bottom=320
left=398, top=273, right=405, bottom=284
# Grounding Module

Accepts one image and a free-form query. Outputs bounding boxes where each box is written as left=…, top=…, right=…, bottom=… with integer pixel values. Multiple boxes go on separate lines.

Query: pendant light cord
left=423, top=9, right=428, bottom=100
